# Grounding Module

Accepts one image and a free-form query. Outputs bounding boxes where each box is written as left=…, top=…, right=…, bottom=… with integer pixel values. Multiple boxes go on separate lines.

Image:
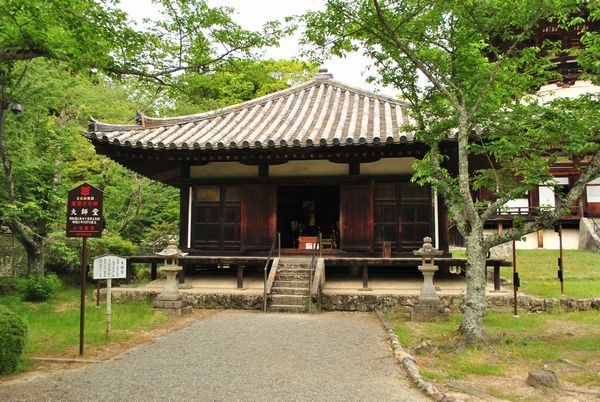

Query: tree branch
left=483, top=150, right=600, bottom=248
left=371, top=0, right=463, bottom=110
left=0, top=49, right=53, bottom=63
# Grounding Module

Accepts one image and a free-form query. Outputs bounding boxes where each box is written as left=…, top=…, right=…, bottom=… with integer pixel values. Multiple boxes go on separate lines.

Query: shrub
left=0, top=305, right=27, bottom=375
left=21, top=273, right=63, bottom=302
left=0, top=277, right=23, bottom=295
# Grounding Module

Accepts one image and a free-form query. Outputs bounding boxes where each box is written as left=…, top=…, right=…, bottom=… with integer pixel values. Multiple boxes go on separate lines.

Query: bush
left=0, top=277, right=23, bottom=295
left=21, top=273, right=62, bottom=302
left=0, top=305, right=27, bottom=375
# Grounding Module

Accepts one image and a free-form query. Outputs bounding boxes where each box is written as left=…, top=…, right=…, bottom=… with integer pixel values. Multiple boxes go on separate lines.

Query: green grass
left=515, top=249, right=600, bottom=298
left=0, top=285, right=171, bottom=371
left=453, top=249, right=600, bottom=298
left=386, top=310, right=600, bottom=391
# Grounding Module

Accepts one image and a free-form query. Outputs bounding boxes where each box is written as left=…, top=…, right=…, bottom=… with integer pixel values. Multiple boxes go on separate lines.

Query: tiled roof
left=87, top=69, right=415, bottom=150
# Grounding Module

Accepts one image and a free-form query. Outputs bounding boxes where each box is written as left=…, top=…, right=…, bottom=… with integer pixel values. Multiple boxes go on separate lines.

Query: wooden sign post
left=93, top=255, right=126, bottom=340
left=66, top=183, right=103, bottom=356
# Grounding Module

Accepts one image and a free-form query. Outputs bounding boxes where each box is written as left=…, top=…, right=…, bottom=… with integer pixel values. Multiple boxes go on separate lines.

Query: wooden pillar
left=237, top=264, right=244, bottom=289
left=151, top=262, right=158, bottom=280
left=361, top=264, right=369, bottom=290
left=178, top=265, right=186, bottom=284
left=537, top=230, right=544, bottom=248
left=493, top=264, right=501, bottom=292
left=126, top=259, right=132, bottom=284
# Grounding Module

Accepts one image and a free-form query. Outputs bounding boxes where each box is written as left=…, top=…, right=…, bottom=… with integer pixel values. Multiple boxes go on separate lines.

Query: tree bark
left=23, top=236, right=46, bottom=277
left=459, top=233, right=488, bottom=343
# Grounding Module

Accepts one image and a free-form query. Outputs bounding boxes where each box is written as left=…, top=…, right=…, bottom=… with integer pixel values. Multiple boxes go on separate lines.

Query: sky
left=118, top=0, right=398, bottom=96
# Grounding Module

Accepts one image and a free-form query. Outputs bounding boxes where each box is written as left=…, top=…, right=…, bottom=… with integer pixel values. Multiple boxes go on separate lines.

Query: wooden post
left=151, top=262, right=158, bottom=280
left=79, top=237, right=88, bottom=356
left=493, top=263, right=501, bottom=292
left=537, top=229, right=544, bottom=248
left=125, top=259, right=132, bottom=284
left=178, top=264, right=186, bottom=284
left=106, top=278, right=112, bottom=340
left=96, top=241, right=103, bottom=306
left=361, top=264, right=369, bottom=290
left=512, top=240, right=518, bottom=318
left=558, top=223, right=564, bottom=295
left=237, top=264, right=244, bottom=289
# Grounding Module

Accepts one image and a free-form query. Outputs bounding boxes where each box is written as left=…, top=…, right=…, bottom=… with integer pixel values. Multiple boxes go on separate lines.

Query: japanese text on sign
left=66, top=183, right=103, bottom=238
left=93, top=255, right=127, bottom=279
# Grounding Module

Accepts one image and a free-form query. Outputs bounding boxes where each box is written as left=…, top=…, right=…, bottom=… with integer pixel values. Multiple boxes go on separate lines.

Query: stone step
left=271, top=294, right=308, bottom=305
left=273, top=280, right=309, bottom=288
left=269, top=304, right=307, bottom=313
left=279, top=258, right=311, bottom=264
left=276, top=272, right=310, bottom=280
left=272, top=287, right=309, bottom=295
left=277, top=267, right=311, bottom=273
left=279, top=263, right=309, bottom=268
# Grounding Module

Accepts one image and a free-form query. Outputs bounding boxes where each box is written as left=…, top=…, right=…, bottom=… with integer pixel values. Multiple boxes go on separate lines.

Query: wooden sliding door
left=192, top=185, right=241, bottom=252
left=241, top=184, right=276, bottom=250
left=340, top=182, right=374, bottom=251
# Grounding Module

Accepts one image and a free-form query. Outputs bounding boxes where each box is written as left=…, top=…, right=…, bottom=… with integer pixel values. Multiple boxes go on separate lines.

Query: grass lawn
left=387, top=310, right=600, bottom=401
left=0, top=285, right=174, bottom=374
left=453, top=249, right=600, bottom=298
left=513, top=249, right=600, bottom=299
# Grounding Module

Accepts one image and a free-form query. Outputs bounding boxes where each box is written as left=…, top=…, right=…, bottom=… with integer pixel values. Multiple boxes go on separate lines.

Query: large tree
left=303, top=0, right=600, bottom=342
left=0, top=0, right=281, bottom=274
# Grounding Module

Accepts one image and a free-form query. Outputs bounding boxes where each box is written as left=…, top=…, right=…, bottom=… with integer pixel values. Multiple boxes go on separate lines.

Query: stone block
left=156, top=291, right=183, bottom=302
left=559, top=298, right=576, bottom=311
left=411, top=300, right=449, bottom=321
left=159, top=306, right=192, bottom=316
left=526, top=370, right=560, bottom=389
left=576, top=299, right=591, bottom=311
left=544, top=298, right=559, bottom=312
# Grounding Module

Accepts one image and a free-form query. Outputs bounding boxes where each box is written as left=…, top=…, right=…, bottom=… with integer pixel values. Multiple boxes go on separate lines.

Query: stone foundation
left=100, top=288, right=600, bottom=314
left=153, top=299, right=192, bottom=315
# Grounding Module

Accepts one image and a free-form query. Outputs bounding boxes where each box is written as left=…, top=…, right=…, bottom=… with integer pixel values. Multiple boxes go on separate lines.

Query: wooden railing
left=263, top=232, right=280, bottom=313
left=308, top=232, right=321, bottom=314
left=492, top=206, right=579, bottom=218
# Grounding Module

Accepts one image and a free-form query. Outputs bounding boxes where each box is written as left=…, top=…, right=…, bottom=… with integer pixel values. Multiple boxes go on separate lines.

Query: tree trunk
left=24, top=238, right=45, bottom=277
left=459, top=233, right=488, bottom=343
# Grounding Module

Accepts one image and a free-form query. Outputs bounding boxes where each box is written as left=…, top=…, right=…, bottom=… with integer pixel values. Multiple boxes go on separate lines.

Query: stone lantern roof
left=156, top=239, right=188, bottom=259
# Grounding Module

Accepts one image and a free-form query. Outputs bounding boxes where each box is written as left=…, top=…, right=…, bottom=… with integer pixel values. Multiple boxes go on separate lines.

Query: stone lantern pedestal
left=411, top=237, right=449, bottom=321
left=153, top=240, right=191, bottom=315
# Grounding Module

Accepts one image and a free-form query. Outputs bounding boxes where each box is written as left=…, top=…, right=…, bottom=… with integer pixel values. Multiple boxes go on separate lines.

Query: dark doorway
left=277, top=185, right=340, bottom=249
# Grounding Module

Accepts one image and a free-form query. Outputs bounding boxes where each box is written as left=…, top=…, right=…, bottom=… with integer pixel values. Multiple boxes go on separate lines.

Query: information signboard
left=66, top=183, right=103, bottom=238
left=93, top=255, right=127, bottom=279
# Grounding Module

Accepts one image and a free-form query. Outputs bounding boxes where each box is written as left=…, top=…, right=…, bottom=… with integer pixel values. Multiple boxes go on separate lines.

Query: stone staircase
left=269, top=258, right=311, bottom=313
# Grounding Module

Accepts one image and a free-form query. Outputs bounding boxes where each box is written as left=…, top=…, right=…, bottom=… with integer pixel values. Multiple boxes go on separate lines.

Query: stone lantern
left=153, top=240, right=191, bottom=315
left=411, top=237, right=448, bottom=320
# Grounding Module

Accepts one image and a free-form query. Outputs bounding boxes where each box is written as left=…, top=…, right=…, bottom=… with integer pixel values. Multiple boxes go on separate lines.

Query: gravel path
left=0, top=310, right=427, bottom=402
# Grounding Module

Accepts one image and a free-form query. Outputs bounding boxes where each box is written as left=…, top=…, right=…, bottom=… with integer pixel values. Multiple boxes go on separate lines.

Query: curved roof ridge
left=87, top=74, right=416, bottom=150
left=138, top=79, right=320, bottom=129
left=325, top=79, right=408, bottom=107
left=91, top=78, right=407, bottom=131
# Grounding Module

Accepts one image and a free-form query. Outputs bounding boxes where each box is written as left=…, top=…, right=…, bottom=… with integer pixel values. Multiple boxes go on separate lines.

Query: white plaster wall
left=542, top=228, right=579, bottom=250
left=587, top=177, right=600, bottom=202
left=360, top=157, right=415, bottom=175
left=190, top=162, right=258, bottom=178
left=269, top=160, right=348, bottom=177
left=536, top=80, right=600, bottom=103
left=483, top=228, right=579, bottom=250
